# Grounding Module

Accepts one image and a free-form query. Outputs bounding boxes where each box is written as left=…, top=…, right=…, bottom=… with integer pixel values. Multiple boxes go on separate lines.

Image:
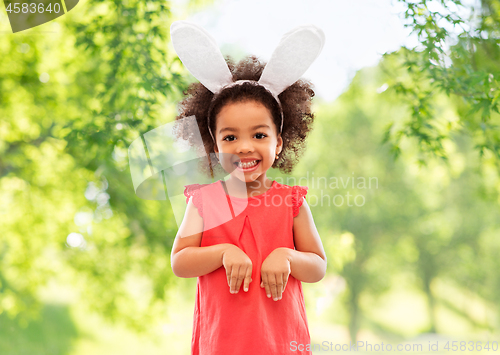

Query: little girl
left=170, top=21, right=327, bottom=355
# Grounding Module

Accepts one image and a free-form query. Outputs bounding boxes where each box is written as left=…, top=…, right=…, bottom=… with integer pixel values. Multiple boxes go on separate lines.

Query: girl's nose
left=236, top=139, right=254, bottom=154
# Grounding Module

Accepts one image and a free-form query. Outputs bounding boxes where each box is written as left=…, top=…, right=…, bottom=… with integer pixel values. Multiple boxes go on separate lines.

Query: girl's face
left=213, top=100, right=283, bottom=184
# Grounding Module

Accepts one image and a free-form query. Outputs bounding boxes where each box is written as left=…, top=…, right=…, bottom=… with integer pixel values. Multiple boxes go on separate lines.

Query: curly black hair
left=173, top=55, right=316, bottom=178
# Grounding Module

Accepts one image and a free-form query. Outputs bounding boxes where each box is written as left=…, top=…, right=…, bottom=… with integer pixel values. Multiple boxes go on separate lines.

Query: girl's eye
left=222, top=133, right=267, bottom=141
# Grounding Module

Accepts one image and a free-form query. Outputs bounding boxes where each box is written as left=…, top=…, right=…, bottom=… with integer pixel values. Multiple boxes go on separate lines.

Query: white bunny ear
left=170, top=21, right=233, bottom=93
left=259, top=24, right=325, bottom=96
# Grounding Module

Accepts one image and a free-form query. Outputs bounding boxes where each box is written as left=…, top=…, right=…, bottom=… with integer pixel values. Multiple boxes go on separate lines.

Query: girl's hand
left=260, top=248, right=291, bottom=301
left=221, top=244, right=253, bottom=294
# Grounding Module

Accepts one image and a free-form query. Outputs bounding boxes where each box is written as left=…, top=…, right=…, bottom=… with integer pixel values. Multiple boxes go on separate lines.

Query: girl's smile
left=234, top=159, right=261, bottom=172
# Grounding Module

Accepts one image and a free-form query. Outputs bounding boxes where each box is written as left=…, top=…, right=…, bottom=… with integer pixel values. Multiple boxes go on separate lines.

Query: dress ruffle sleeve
left=184, top=184, right=204, bottom=218
left=292, top=185, right=308, bottom=218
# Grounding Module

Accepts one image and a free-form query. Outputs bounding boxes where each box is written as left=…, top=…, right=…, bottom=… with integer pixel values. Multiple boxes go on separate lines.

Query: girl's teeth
left=238, top=160, right=258, bottom=168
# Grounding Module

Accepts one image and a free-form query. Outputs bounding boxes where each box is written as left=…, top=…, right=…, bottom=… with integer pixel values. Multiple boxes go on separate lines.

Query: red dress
left=183, top=179, right=311, bottom=355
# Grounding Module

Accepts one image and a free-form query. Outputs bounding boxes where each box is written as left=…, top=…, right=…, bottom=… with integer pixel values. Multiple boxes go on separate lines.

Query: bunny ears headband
left=170, top=21, right=325, bottom=142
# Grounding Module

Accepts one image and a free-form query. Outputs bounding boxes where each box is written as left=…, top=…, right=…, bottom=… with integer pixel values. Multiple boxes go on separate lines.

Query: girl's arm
left=287, top=198, right=327, bottom=283
left=260, top=199, right=326, bottom=300
left=171, top=199, right=230, bottom=278
left=171, top=199, right=253, bottom=294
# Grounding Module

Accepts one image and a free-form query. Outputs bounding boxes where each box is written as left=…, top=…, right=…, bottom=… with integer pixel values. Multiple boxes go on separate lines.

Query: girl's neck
left=223, top=175, right=274, bottom=198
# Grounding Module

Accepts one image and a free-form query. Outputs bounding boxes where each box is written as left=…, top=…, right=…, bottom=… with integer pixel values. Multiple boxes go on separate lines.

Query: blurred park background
left=1, top=0, right=500, bottom=354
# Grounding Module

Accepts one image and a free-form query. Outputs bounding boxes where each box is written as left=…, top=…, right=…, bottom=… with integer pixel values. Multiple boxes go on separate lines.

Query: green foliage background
left=0, top=0, right=499, bottom=354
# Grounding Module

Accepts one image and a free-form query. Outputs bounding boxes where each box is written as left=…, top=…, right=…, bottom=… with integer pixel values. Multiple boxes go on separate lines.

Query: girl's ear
left=276, top=134, right=283, bottom=155
left=214, top=143, right=219, bottom=159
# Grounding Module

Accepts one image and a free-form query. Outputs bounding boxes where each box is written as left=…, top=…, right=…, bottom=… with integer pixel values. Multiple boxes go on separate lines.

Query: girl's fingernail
left=274, top=297, right=278, bottom=301
left=267, top=294, right=271, bottom=298
left=244, top=287, right=248, bottom=292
